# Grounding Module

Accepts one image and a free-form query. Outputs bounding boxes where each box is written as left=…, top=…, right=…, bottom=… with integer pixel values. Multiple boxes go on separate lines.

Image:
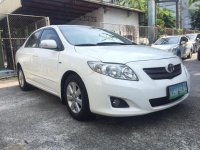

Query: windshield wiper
left=75, top=44, right=97, bottom=46
left=75, top=42, right=136, bottom=46
left=96, top=42, right=133, bottom=45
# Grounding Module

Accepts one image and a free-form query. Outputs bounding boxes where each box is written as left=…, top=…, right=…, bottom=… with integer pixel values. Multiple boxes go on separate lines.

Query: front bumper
left=84, top=59, right=190, bottom=117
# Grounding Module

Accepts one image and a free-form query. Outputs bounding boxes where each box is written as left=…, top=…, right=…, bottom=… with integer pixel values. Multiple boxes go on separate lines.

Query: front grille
left=143, top=64, right=182, bottom=80
left=149, top=95, right=184, bottom=107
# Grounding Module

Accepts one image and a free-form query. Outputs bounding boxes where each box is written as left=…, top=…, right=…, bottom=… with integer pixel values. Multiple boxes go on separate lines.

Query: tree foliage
left=189, top=0, right=199, bottom=6
left=116, top=0, right=175, bottom=28
left=116, top=0, right=147, bottom=10
left=191, top=5, right=200, bottom=30
left=156, top=7, right=175, bottom=28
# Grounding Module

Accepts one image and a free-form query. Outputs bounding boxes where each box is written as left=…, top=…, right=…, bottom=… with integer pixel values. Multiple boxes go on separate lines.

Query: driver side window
left=180, top=37, right=188, bottom=44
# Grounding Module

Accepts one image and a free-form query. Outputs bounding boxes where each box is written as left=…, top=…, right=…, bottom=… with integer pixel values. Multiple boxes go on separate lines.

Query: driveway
left=0, top=54, right=200, bottom=150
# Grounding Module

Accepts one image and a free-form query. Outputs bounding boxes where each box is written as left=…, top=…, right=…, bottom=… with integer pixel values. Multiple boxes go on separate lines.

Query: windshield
left=186, top=34, right=197, bottom=41
left=154, top=37, right=179, bottom=45
left=59, top=26, right=134, bottom=46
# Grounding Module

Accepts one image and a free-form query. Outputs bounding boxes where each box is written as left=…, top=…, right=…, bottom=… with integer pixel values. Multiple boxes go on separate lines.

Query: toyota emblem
left=166, top=64, right=174, bottom=73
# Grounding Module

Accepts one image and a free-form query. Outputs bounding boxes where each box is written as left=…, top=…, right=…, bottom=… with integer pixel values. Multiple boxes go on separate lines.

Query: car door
left=22, top=30, right=42, bottom=81
left=34, top=28, right=63, bottom=94
left=184, top=36, right=192, bottom=56
left=179, top=36, right=188, bottom=57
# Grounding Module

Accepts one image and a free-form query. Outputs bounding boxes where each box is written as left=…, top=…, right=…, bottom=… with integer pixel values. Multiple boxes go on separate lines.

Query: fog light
left=110, top=97, right=129, bottom=108
left=112, top=99, right=121, bottom=107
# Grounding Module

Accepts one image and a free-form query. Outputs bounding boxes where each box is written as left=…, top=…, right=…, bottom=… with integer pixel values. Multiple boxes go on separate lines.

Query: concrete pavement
left=0, top=54, right=200, bottom=150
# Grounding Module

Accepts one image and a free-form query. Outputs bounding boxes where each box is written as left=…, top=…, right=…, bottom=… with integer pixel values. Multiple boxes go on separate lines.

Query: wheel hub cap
left=66, top=82, right=82, bottom=114
left=18, top=70, right=24, bottom=87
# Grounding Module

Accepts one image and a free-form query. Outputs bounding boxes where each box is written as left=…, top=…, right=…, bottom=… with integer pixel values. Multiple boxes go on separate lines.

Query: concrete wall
left=68, top=8, right=104, bottom=27
left=68, top=7, right=140, bottom=43
left=103, top=7, right=139, bottom=26
left=0, top=0, right=21, bottom=14
left=103, top=7, right=139, bottom=43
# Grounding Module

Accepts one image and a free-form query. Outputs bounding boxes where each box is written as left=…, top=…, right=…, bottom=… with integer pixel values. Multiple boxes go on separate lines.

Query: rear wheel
left=198, top=50, right=200, bottom=61
left=187, top=51, right=192, bottom=59
left=63, top=74, right=96, bottom=121
left=193, top=48, right=197, bottom=53
left=17, top=67, right=31, bottom=91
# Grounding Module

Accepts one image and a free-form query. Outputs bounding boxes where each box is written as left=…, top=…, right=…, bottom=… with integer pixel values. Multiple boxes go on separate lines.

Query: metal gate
left=0, top=13, right=50, bottom=70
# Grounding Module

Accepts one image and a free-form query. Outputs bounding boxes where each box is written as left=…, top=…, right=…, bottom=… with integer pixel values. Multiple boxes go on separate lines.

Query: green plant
left=191, top=5, right=200, bottom=30
left=156, top=7, right=175, bottom=28
left=189, top=0, right=199, bottom=6
left=116, top=0, right=147, bottom=10
left=116, top=0, right=175, bottom=28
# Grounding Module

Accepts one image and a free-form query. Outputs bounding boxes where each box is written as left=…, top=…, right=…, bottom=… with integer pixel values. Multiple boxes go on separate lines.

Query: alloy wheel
left=18, top=70, right=25, bottom=88
left=66, top=82, right=82, bottom=114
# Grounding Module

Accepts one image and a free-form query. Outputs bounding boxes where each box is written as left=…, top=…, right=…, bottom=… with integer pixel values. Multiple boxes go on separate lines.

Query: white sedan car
left=16, top=25, right=190, bottom=121
left=152, top=36, right=193, bottom=59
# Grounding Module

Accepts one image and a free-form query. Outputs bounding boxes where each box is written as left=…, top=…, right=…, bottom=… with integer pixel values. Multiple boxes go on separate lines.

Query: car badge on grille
left=166, top=64, right=174, bottom=73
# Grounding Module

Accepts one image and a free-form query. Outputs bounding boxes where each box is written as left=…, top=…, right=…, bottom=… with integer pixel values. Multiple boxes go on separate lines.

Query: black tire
left=198, top=50, right=200, bottom=61
left=192, top=46, right=196, bottom=53
left=187, top=51, right=192, bottom=59
left=193, top=48, right=197, bottom=53
left=63, top=74, right=96, bottom=121
left=17, top=67, right=32, bottom=91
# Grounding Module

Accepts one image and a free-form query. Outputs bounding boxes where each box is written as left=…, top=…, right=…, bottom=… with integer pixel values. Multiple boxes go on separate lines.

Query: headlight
left=88, top=62, right=139, bottom=81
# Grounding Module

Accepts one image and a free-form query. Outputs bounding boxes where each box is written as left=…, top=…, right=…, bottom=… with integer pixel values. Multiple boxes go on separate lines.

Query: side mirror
left=197, top=38, right=200, bottom=42
left=39, top=40, right=57, bottom=49
left=181, top=41, right=186, bottom=45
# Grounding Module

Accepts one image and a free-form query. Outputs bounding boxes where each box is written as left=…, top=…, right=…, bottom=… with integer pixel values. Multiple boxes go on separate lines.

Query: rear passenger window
left=25, top=31, right=42, bottom=48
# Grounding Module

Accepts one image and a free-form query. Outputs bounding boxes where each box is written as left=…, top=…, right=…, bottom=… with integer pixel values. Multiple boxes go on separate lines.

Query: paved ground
left=0, top=54, right=200, bottom=150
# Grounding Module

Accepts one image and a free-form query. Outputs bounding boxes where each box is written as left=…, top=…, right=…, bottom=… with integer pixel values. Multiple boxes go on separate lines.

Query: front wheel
left=17, top=67, right=31, bottom=91
left=64, top=74, right=96, bottom=121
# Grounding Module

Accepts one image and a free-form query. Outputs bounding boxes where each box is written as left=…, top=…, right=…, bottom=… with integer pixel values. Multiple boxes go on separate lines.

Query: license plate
left=168, top=82, right=188, bottom=100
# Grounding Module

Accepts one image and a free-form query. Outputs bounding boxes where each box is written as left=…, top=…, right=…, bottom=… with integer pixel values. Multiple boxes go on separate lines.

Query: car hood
left=189, top=40, right=195, bottom=44
left=151, top=44, right=178, bottom=50
left=75, top=45, right=176, bottom=64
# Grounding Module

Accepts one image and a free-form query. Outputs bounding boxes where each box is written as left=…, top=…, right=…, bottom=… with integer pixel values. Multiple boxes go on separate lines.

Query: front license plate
left=168, top=82, right=188, bottom=100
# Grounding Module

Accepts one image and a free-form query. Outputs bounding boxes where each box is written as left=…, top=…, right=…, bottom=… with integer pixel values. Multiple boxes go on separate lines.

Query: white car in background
left=16, top=25, right=190, bottom=121
left=186, top=33, right=200, bottom=53
left=152, top=35, right=193, bottom=59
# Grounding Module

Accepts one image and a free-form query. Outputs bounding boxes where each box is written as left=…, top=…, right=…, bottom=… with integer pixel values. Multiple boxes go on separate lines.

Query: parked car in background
left=151, top=35, right=193, bottom=59
left=16, top=25, right=190, bottom=121
left=186, top=33, right=200, bottom=53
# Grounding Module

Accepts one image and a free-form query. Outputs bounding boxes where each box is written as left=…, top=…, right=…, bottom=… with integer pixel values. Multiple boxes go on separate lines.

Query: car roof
left=160, top=35, right=182, bottom=38
left=186, top=33, right=198, bottom=35
left=35, top=25, right=99, bottom=33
